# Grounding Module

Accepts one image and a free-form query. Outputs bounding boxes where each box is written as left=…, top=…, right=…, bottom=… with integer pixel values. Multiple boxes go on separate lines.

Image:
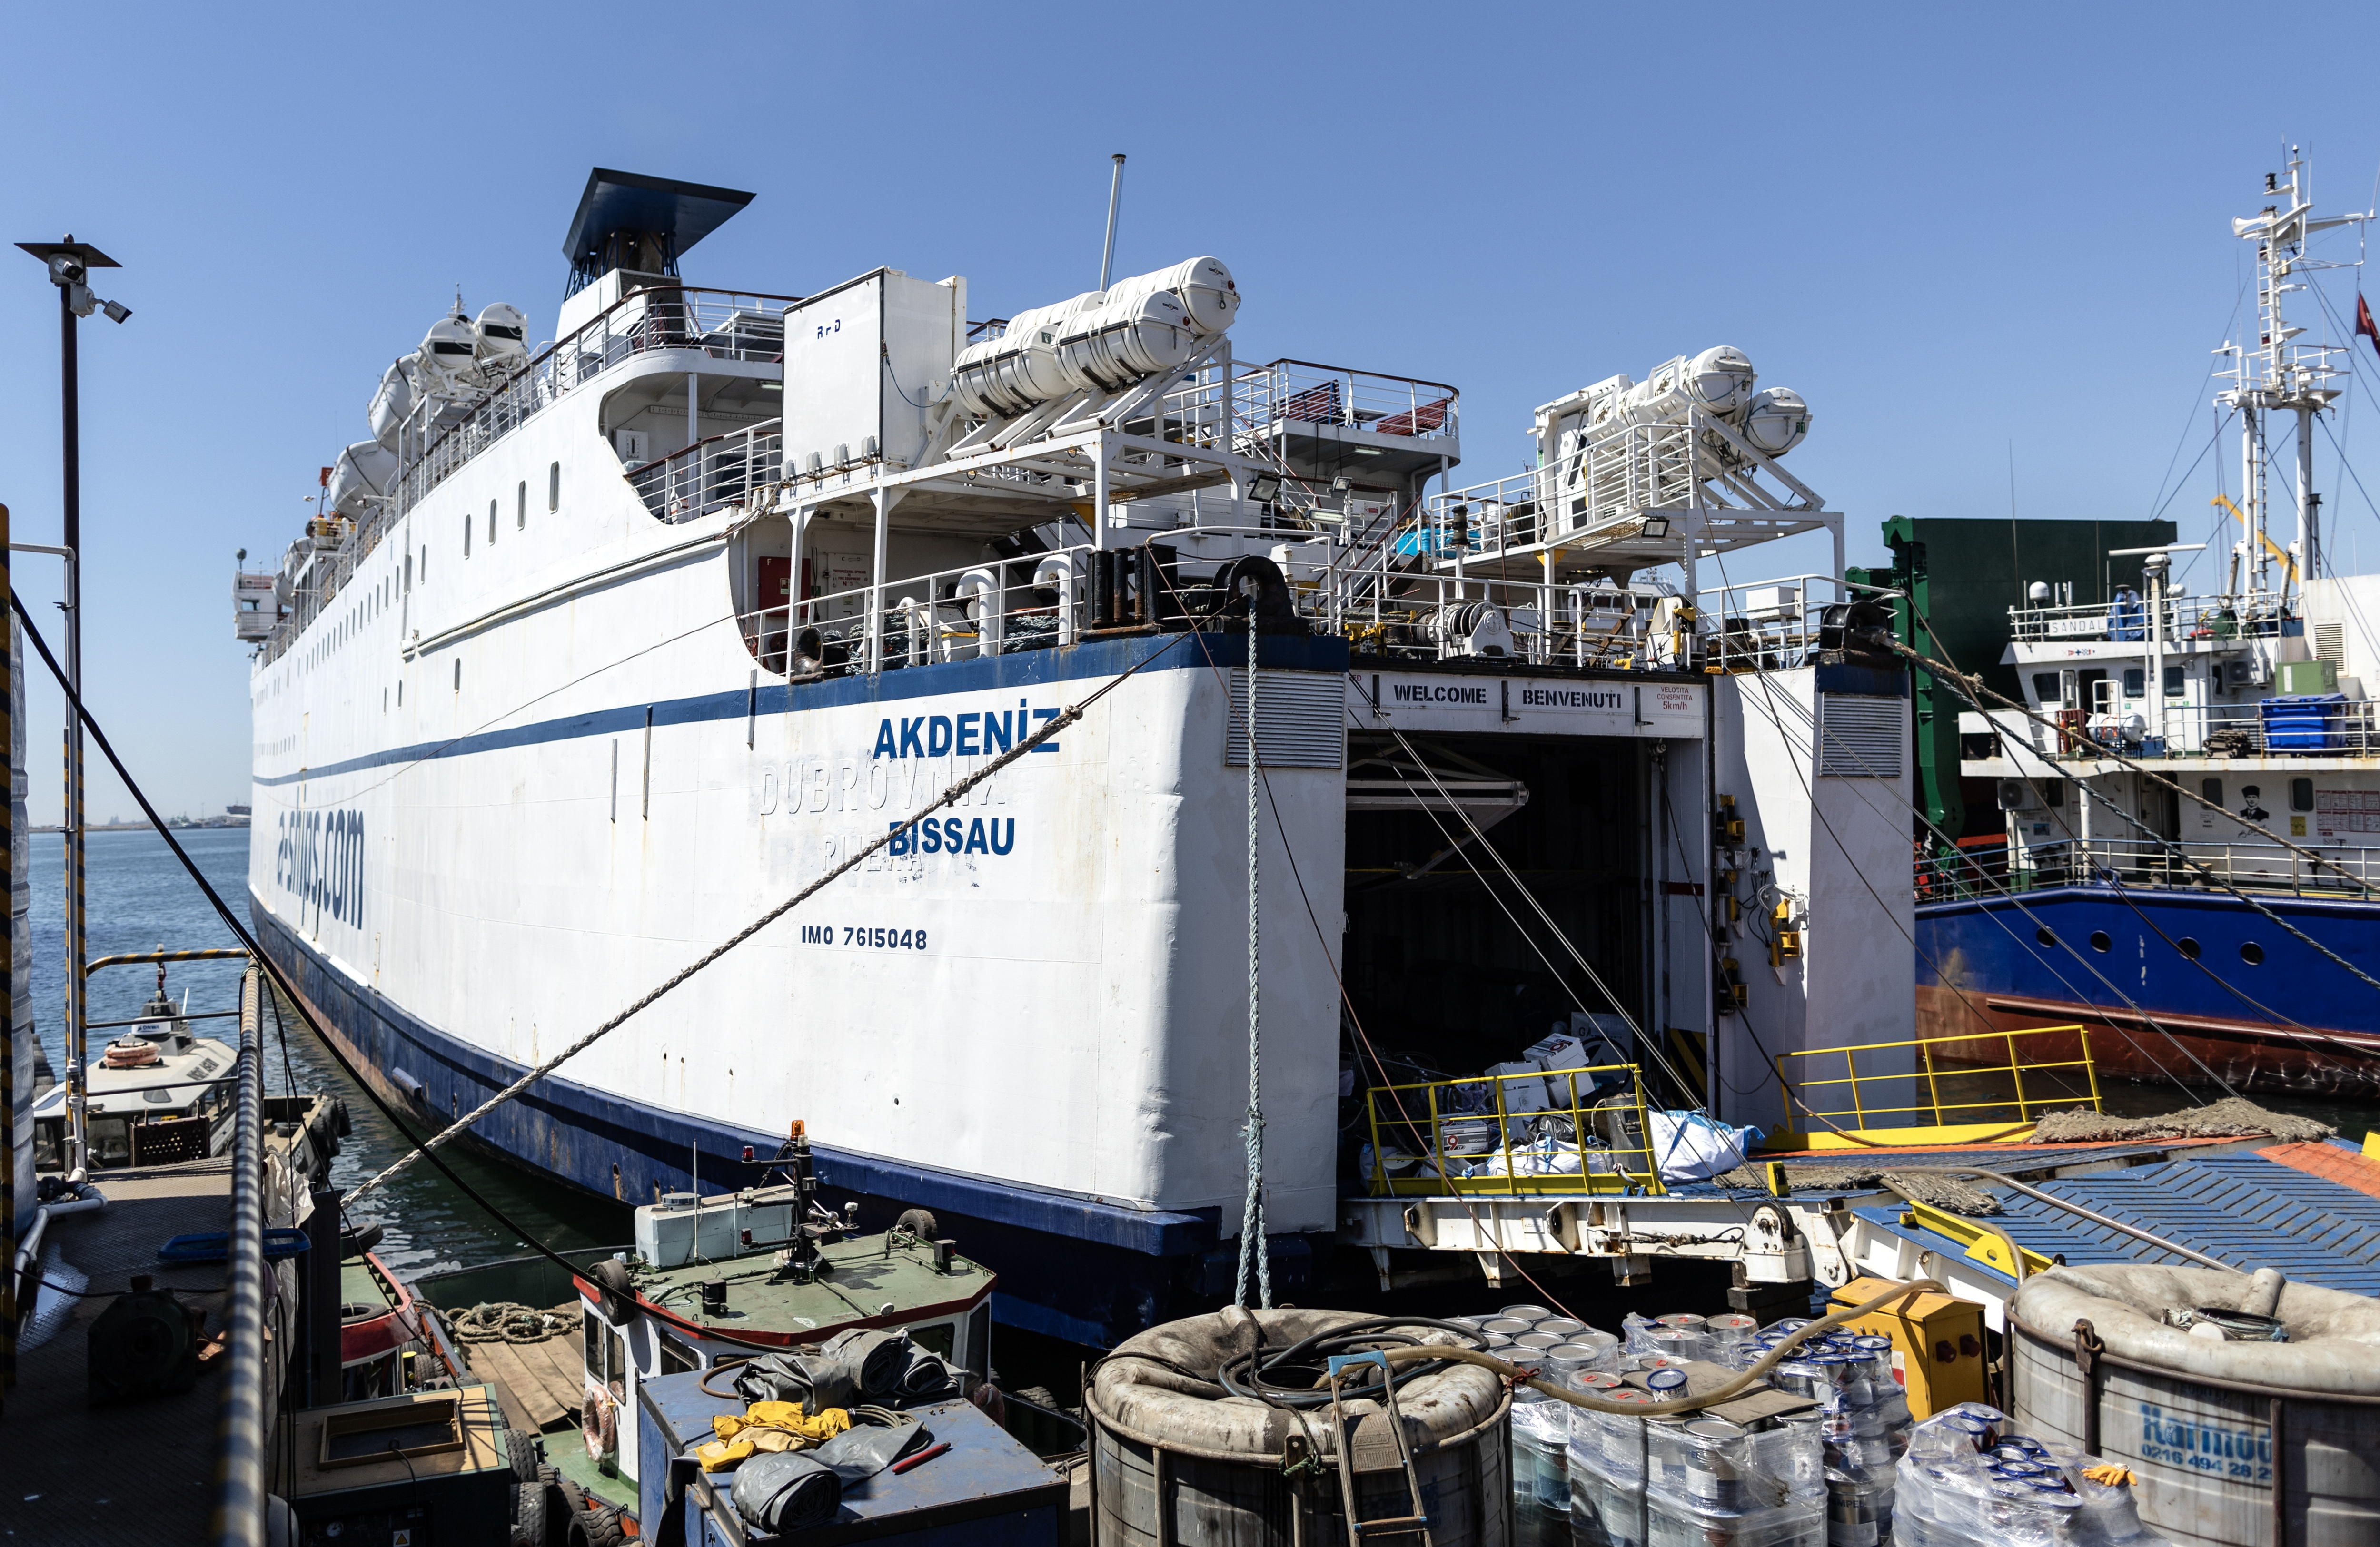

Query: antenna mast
left=1099, top=154, right=1126, bottom=290
left=2217, top=147, right=2367, bottom=601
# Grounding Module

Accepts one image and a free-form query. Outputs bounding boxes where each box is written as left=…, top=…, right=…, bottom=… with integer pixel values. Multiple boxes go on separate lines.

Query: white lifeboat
left=327, top=440, right=400, bottom=516
left=475, top=303, right=529, bottom=371
left=367, top=357, right=418, bottom=449
left=416, top=311, right=479, bottom=389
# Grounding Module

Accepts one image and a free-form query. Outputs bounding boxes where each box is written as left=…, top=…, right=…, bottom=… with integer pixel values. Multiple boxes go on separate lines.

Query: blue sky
left=8, top=2, right=2380, bottom=821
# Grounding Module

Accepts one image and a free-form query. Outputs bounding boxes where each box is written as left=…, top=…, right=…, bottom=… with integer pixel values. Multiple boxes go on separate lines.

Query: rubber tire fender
left=510, top=1481, right=549, bottom=1547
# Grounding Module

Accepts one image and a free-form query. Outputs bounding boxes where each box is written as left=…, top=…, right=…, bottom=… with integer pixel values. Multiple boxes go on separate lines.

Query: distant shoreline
left=28, top=820, right=250, bottom=834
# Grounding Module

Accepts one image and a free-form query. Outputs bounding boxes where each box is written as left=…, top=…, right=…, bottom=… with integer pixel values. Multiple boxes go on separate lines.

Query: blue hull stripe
left=250, top=904, right=1215, bottom=1258
left=1914, top=884, right=2377, bottom=1036
left=255, top=631, right=1348, bottom=788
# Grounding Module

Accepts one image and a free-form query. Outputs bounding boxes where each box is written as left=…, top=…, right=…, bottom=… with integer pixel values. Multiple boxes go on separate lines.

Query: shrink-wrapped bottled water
left=1891, top=1405, right=2173, bottom=1547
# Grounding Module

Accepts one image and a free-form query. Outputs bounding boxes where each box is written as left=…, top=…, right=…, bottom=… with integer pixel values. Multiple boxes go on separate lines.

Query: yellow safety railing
left=1363, top=1062, right=1665, bottom=1197
left=1773, top=1025, right=2101, bottom=1143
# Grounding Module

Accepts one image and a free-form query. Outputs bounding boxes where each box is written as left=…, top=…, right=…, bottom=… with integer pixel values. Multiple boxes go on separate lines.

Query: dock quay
left=3, top=961, right=348, bottom=1542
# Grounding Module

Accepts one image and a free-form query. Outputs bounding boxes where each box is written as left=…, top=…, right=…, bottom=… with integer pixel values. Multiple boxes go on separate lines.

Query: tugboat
left=410, top=1123, right=1033, bottom=1537
left=30, top=963, right=239, bottom=1170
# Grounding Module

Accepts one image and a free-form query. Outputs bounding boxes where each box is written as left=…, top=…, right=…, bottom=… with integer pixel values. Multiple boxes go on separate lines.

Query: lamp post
left=17, top=236, right=129, bottom=1178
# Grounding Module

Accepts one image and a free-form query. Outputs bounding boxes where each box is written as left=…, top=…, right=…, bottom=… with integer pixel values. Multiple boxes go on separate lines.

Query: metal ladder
left=1325, top=1352, right=1434, bottom=1547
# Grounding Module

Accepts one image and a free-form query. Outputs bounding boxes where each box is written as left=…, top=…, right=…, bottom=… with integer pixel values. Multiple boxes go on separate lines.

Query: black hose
left=1213, top=1316, right=1485, bottom=1410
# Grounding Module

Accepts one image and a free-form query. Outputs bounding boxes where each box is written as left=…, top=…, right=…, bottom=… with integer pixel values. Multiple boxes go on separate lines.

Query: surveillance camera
left=46, top=253, right=85, bottom=287
left=100, top=299, right=130, bottom=324
left=67, top=283, right=97, bottom=318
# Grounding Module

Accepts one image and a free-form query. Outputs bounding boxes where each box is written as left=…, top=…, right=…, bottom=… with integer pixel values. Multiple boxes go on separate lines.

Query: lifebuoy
left=102, top=1038, right=160, bottom=1068
left=581, top=1389, right=618, bottom=1461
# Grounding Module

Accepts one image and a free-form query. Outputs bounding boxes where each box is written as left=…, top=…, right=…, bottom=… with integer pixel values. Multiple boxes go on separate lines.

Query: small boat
left=407, top=1124, right=1032, bottom=1536
left=30, top=974, right=238, bottom=1170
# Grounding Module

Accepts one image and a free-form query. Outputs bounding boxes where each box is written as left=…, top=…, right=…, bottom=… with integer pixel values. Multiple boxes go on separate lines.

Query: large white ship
left=241, top=169, right=1911, bottom=1344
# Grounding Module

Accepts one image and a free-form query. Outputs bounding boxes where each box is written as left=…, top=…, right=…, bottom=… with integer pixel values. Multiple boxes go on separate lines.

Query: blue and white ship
left=239, top=168, right=1909, bottom=1344
left=1922, top=149, right=2380, bottom=1093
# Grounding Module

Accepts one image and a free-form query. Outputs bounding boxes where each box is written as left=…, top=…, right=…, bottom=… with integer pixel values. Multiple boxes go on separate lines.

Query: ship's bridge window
left=2163, top=665, right=2185, bottom=698
left=2122, top=668, right=2145, bottom=699
left=2031, top=672, right=2060, bottom=706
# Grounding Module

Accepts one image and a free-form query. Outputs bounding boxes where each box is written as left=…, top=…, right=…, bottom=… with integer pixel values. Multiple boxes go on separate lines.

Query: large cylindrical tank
left=1103, top=256, right=1239, bottom=335
left=1054, top=291, right=1196, bottom=394
left=2009, top=1263, right=2380, bottom=1547
left=1086, top=1307, right=1509, bottom=1547
left=326, top=440, right=399, bottom=516
left=474, top=303, right=529, bottom=370
left=367, top=357, right=417, bottom=449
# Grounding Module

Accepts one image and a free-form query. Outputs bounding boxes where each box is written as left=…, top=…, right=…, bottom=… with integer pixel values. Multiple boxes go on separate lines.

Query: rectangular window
left=421, top=546, right=428, bottom=582
left=454, top=660, right=462, bottom=692
left=2291, top=778, right=2315, bottom=812
left=549, top=462, right=561, bottom=512
left=463, top=516, right=472, bottom=557
left=2040, top=780, right=2065, bottom=808
left=2201, top=777, right=2222, bottom=804
left=518, top=481, right=528, bottom=529
left=2163, top=665, right=2186, bottom=698
left=488, top=499, right=497, bottom=545
left=404, top=554, right=412, bottom=592
left=2122, top=668, right=2145, bottom=699
left=2031, top=672, right=2061, bottom=706
left=658, top=1335, right=702, bottom=1377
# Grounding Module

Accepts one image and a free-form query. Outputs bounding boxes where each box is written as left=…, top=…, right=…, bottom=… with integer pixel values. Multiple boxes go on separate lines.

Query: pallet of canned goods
left=1451, top=1305, right=1626, bottom=1547
left=1735, top=1319, right=1912, bottom=1547
left=1893, top=1403, right=2172, bottom=1547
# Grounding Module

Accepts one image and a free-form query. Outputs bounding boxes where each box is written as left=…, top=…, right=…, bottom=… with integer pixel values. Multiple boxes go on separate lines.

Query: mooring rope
left=1235, top=650, right=1272, bottom=1309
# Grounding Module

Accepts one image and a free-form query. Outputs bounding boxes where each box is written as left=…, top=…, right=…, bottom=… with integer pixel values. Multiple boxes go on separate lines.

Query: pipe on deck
left=208, top=965, right=267, bottom=1547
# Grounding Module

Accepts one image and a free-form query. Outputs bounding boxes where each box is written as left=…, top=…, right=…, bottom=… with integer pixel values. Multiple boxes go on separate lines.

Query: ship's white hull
left=250, top=388, right=1347, bottom=1342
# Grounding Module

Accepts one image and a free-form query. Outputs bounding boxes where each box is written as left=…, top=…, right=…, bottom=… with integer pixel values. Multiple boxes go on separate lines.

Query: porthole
left=2089, top=931, right=2111, bottom=953
left=2177, top=937, right=2201, bottom=960
left=2036, top=926, right=2056, bottom=947
left=2240, top=941, right=2265, bottom=966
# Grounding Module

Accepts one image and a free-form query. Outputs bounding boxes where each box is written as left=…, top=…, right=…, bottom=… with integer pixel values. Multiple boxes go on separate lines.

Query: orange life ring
left=102, top=1039, right=159, bottom=1068
left=582, top=1389, right=618, bottom=1460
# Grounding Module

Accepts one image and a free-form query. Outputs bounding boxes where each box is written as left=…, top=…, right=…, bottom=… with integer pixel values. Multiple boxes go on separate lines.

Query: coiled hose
left=1214, top=1316, right=1485, bottom=1409
left=1376, top=1276, right=1946, bottom=1418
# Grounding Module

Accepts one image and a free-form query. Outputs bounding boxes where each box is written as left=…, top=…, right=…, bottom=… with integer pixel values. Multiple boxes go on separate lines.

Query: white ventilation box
left=634, top=1192, right=798, bottom=1267
left=783, top=269, right=965, bottom=481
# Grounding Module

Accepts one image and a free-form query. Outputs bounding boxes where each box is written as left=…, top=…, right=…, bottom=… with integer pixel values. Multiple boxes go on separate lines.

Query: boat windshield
left=88, top=1117, right=132, bottom=1166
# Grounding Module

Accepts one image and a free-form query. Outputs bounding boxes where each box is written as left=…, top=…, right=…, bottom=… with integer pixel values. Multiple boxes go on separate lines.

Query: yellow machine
left=1826, top=1276, right=1988, bottom=1419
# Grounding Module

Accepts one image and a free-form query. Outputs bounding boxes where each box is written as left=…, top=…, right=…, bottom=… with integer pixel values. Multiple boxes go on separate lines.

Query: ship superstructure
left=242, top=168, right=1911, bottom=1342
left=1924, top=148, right=2380, bottom=1091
